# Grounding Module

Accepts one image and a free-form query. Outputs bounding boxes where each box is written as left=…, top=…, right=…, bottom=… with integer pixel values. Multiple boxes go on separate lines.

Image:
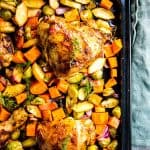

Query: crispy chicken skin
left=37, top=117, right=96, bottom=150
left=38, top=16, right=110, bottom=76
left=0, top=33, right=14, bottom=69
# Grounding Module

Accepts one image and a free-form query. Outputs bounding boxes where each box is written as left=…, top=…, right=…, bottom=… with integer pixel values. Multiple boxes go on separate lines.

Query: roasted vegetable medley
left=0, top=0, right=123, bottom=149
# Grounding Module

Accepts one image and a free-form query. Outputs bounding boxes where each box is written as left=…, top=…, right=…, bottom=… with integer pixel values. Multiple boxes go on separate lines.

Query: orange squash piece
left=57, top=79, right=69, bottom=93
left=39, top=93, right=50, bottom=103
left=108, top=57, right=118, bottom=68
left=49, top=86, right=61, bottom=99
left=111, top=69, right=117, bottom=78
left=39, top=102, right=58, bottom=111
left=0, top=82, right=5, bottom=92
left=12, top=51, right=26, bottom=64
left=93, top=79, right=104, bottom=93
left=0, top=106, right=10, bottom=121
left=26, top=121, right=37, bottom=136
left=24, top=46, right=41, bottom=63
left=105, top=78, right=117, bottom=88
left=104, top=45, right=114, bottom=58
left=92, top=112, right=109, bottom=125
left=96, top=124, right=107, bottom=135
left=15, top=92, right=27, bottom=104
left=108, top=116, right=120, bottom=129
left=100, top=0, right=113, bottom=9
left=42, top=110, right=52, bottom=121
left=52, top=107, right=66, bottom=121
left=112, top=39, right=123, bottom=55
left=30, top=81, right=48, bottom=95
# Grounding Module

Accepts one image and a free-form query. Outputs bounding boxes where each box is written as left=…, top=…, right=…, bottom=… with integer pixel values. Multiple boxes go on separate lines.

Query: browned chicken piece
left=37, top=117, right=96, bottom=150
left=0, top=33, right=14, bottom=69
left=38, top=16, right=110, bottom=76
left=0, top=108, right=28, bottom=148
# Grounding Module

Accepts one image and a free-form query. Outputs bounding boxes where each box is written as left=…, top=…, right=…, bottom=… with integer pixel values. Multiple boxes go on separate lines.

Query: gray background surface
left=131, top=0, right=150, bottom=149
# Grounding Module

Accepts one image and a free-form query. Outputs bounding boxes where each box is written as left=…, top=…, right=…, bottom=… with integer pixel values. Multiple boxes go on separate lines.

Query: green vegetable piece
left=72, top=101, right=93, bottom=112
left=31, top=97, right=45, bottom=105
left=22, top=138, right=36, bottom=148
left=91, top=70, right=103, bottom=80
left=1, top=97, right=18, bottom=112
left=107, top=140, right=118, bottom=150
left=98, top=137, right=111, bottom=148
left=6, top=141, right=23, bottom=150
left=43, top=5, right=54, bottom=16
left=87, top=145, right=98, bottom=150
left=75, top=0, right=91, bottom=4
left=11, top=129, right=20, bottom=140
left=68, top=72, right=84, bottom=84
left=92, top=8, right=115, bottom=20
left=61, top=136, right=71, bottom=150
left=78, top=87, right=88, bottom=101
left=101, top=98, right=119, bottom=108
left=60, top=0, right=81, bottom=10
left=80, top=9, right=93, bottom=21
left=88, top=93, right=102, bottom=106
left=26, top=105, right=42, bottom=118
left=68, top=84, right=78, bottom=98
left=0, top=9, right=12, bottom=20
left=73, top=111, right=84, bottom=119
left=23, top=66, right=32, bottom=79
left=85, top=0, right=96, bottom=9
left=109, top=127, right=117, bottom=139
left=103, top=88, right=115, bottom=97
left=3, top=84, right=26, bottom=97
left=112, top=106, right=121, bottom=119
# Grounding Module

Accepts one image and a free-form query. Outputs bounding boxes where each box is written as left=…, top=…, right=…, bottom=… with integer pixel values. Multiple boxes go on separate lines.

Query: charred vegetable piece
left=101, top=98, right=119, bottom=108
left=6, top=141, right=23, bottom=150
left=92, top=8, right=115, bottom=20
